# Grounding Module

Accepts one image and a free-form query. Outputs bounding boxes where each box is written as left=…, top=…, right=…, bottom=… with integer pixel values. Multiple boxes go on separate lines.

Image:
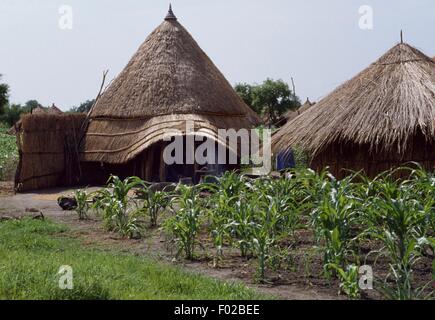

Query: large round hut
left=272, top=42, right=435, bottom=177
left=80, top=6, right=260, bottom=183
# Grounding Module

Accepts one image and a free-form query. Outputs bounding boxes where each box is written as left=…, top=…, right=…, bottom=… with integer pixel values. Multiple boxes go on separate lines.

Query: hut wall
left=81, top=140, right=240, bottom=185
left=311, top=133, right=435, bottom=178
left=79, top=142, right=164, bottom=185
left=15, top=113, right=86, bottom=192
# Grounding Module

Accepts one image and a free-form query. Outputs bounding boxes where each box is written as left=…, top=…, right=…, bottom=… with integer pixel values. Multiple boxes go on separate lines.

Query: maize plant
left=93, top=176, right=145, bottom=238
left=136, top=185, right=171, bottom=227
left=226, top=195, right=257, bottom=258
left=363, top=175, right=434, bottom=299
left=327, top=263, right=361, bottom=299
left=165, top=184, right=203, bottom=260
left=310, top=174, right=361, bottom=276
left=74, top=189, right=90, bottom=220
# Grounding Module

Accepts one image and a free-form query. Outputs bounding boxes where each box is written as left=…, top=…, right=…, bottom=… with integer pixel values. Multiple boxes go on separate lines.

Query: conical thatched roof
left=298, top=98, right=315, bottom=114
left=282, top=98, right=315, bottom=123
left=31, top=106, right=46, bottom=115
left=48, top=104, right=63, bottom=114
left=283, top=98, right=315, bottom=121
left=82, top=8, right=260, bottom=164
left=89, top=12, right=258, bottom=121
left=273, top=43, right=435, bottom=156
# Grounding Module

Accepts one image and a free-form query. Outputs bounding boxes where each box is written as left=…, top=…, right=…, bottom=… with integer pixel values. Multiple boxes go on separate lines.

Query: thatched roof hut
left=81, top=6, right=260, bottom=182
left=48, top=104, right=63, bottom=114
left=298, top=98, right=315, bottom=114
left=31, top=106, right=46, bottom=115
left=283, top=98, right=315, bottom=122
left=7, top=104, right=63, bottom=135
left=273, top=42, right=435, bottom=177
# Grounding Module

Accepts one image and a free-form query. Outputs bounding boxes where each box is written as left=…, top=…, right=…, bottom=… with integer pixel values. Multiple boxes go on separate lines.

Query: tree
left=0, top=100, right=39, bottom=127
left=253, top=79, right=300, bottom=127
left=24, top=100, right=40, bottom=112
left=69, top=99, right=95, bottom=113
left=234, top=83, right=259, bottom=113
left=0, top=75, right=9, bottom=115
left=0, top=104, right=26, bottom=127
left=234, top=79, right=300, bottom=127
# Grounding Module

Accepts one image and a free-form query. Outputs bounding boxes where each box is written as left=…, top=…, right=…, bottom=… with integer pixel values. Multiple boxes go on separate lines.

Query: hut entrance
left=159, top=136, right=225, bottom=184
left=80, top=137, right=236, bottom=186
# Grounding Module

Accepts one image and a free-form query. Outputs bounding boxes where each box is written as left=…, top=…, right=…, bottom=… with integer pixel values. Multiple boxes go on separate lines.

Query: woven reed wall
left=311, top=132, right=435, bottom=178
left=15, top=113, right=86, bottom=192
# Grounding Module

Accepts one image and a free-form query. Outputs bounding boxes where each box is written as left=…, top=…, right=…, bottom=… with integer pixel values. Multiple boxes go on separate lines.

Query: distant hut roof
left=8, top=104, right=63, bottom=135
left=283, top=98, right=315, bottom=122
left=48, top=104, right=63, bottom=114
left=82, top=7, right=260, bottom=164
left=283, top=110, right=298, bottom=122
left=273, top=43, right=435, bottom=156
left=298, top=98, right=315, bottom=114
left=31, top=106, right=46, bottom=115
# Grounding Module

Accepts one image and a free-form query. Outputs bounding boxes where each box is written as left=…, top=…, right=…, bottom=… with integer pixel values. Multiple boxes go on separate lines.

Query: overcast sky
left=1, top=0, right=434, bottom=110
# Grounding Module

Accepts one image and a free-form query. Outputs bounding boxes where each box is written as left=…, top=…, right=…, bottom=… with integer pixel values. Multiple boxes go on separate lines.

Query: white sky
left=1, top=0, right=434, bottom=110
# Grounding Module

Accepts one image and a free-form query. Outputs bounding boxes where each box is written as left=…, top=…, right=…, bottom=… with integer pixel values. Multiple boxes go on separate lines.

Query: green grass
left=0, top=123, right=18, bottom=180
left=0, top=218, right=267, bottom=300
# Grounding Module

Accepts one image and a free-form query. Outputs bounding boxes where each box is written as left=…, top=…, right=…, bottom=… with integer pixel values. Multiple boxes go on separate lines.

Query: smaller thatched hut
left=297, top=98, right=315, bottom=114
left=280, top=98, right=315, bottom=126
left=7, top=104, right=63, bottom=135
left=31, top=106, right=46, bottom=115
left=48, top=104, right=63, bottom=114
left=272, top=42, right=435, bottom=177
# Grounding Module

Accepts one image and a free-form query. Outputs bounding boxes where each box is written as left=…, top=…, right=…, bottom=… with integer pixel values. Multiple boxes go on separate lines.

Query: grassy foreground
left=0, top=218, right=266, bottom=300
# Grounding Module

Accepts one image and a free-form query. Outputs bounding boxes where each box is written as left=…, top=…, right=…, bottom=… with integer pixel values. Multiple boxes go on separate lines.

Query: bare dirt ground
left=0, top=183, right=342, bottom=300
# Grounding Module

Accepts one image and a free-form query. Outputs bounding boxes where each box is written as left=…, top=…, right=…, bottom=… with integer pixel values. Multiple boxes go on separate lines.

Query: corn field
left=77, top=165, right=435, bottom=300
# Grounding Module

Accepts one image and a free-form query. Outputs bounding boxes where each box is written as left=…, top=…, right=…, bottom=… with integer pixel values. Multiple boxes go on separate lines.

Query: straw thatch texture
left=15, top=114, right=86, bottom=191
left=8, top=106, right=63, bottom=135
left=82, top=16, right=259, bottom=163
left=31, top=106, right=46, bottom=115
left=83, top=114, right=253, bottom=163
left=272, top=43, right=435, bottom=176
left=298, top=98, right=315, bottom=114
left=283, top=98, right=315, bottom=122
left=48, top=104, right=63, bottom=114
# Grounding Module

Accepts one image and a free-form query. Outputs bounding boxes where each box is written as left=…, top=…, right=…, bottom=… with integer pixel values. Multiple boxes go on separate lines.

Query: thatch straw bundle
left=273, top=43, right=435, bottom=176
left=82, top=9, right=259, bottom=164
